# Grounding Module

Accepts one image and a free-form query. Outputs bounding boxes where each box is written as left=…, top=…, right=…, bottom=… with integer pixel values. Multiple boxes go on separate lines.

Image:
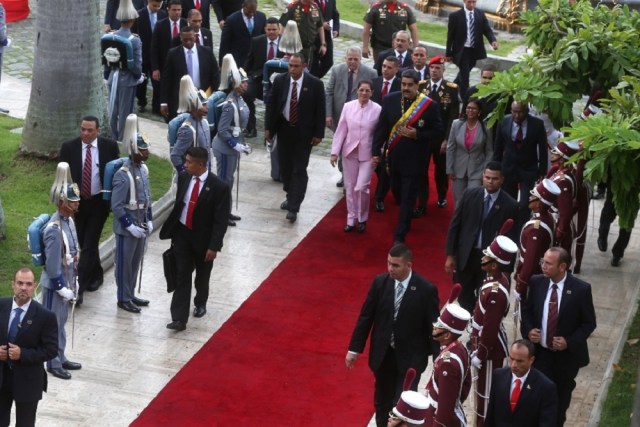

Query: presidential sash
left=384, top=93, right=433, bottom=157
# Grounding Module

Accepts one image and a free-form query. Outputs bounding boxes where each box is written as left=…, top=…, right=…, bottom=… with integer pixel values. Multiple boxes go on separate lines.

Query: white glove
left=147, top=221, right=154, bottom=235
left=136, top=73, right=146, bottom=84
left=57, top=287, right=75, bottom=301
left=126, top=224, right=146, bottom=238
left=233, top=143, right=250, bottom=154
left=471, top=355, right=483, bottom=370
left=514, top=291, right=521, bottom=302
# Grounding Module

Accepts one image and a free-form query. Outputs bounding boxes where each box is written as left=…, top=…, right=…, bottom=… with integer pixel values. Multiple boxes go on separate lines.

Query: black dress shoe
left=166, top=320, right=187, bottom=331
left=611, top=256, right=622, bottom=267
left=48, top=367, right=71, bottom=380
left=62, top=361, right=82, bottom=370
left=357, top=222, right=367, bottom=233
left=597, top=236, right=607, bottom=252
left=437, top=199, right=448, bottom=208
left=243, top=128, right=257, bottom=138
left=280, top=200, right=289, bottom=210
left=336, top=178, right=344, bottom=188
left=375, top=201, right=385, bottom=212
left=138, top=105, right=147, bottom=113
left=193, top=306, right=207, bottom=318
left=229, top=213, right=242, bottom=221
left=591, top=191, right=603, bottom=200
left=412, top=207, right=426, bottom=218
left=132, top=296, right=150, bottom=307
left=286, top=211, right=297, bottom=223
left=86, top=278, right=104, bottom=292
left=344, top=225, right=355, bottom=233
left=117, top=301, right=141, bottom=313
left=76, top=292, right=84, bottom=306
left=228, top=219, right=236, bottom=226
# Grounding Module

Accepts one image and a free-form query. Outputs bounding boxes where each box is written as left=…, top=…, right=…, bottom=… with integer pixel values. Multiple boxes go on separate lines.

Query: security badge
left=418, top=119, right=424, bottom=127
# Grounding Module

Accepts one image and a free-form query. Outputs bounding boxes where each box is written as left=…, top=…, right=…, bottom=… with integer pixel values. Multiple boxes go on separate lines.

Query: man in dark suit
left=521, top=247, right=596, bottom=426
left=150, top=0, right=186, bottom=93
left=485, top=339, right=557, bottom=427
left=133, top=0, right=167, bottom=114
left=264, top=53, right=326, bottom=223
left=160, top=26, right=220, bottom=121
left=181, top=0, right=212, bottom=29
left=346, top=244, right=439, bottom=427
left=160, top=147, right=230, bottom=331
left=494, top=101, right=548, bottom=231
left=0, top=267, right=58, bottom=427
left=171, top=9, right=214, bottom=50
left=372, top=69, right=444, bottom=244
left=244, top=17, right=283, bottom=137
left=374, top=30, right=413, bottom=76
left=445, top=0, right=498, bottom=97
left=58, top=116, right=120, bottom=303
left=309, top=0, right=339, bottom=78
left=218, top=0, right=266, bottom=67
left=445, top=161, right=518, bottom=312
left=212, top=0, right=242, bottom=29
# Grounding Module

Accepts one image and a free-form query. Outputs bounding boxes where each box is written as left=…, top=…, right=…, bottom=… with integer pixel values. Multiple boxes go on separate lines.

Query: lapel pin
left=410, top=286, right=416, bottom=290
left=303, top=87, right=309, bottom=92
left=27, top=320, right=33, bottom=325
left=526, top=384, right=531, bottom=390
left=205, top=187, right=210, bottom=192
left=567, top=290, right=572, bottom=295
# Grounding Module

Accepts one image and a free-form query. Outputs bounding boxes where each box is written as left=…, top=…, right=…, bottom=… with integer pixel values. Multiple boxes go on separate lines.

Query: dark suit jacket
left=348, top=272, right=439, bottom=373
left=372, top=92, right=444, bottom=175
left=485, top=367, right=557, bottom=427
left=161, top=44, right=220, bottom=119
left=371, top=76, right=400, bottom=105
left=181, top=0, right=212, bottom=29
left=0, top=299, right=58, bottom=403
left=218, top=10, right=266, bottom=66
left=160, top=171, right=230, bottom=253
left=104, top=0, right=147, bottom=30
left=212, top=0, right=242, bottom=23
left=446, top=7, right=497, bottom=65
left=265, top=72, right=326, bottom=142
left=521, top=274, right=596, bottom=369
left=171, top=28, right=214, bottom=50
left=374, top=48, right=413, bottom=76
left=445, top=186, right=518, bottom=271
left=133, top=6, right=168, bottom=70
left=244, top=35, right=284, bottom=82
left=58, top=136, right=120, bottom=189
left=494, top=114, right=548, bottom=182
left=150, top=17, right=188, bottom=73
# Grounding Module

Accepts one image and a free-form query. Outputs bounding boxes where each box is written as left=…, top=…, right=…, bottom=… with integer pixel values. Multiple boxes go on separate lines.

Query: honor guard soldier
left=111, top=114, right=152, bottom=314
left=515, top=179, right=560, bottom=301
left=470, top=220, right=518, bottom=427
left=547, top=141, right=580, bottom=260
left=362, top=0, right=419, bottom=61
left=41, top=163, right=82, bottom=380
left=388, top=368, right=430, bottom=426
left=425, top=284, right=471, bottom=427
left=279, top=0, right=326, bottom=70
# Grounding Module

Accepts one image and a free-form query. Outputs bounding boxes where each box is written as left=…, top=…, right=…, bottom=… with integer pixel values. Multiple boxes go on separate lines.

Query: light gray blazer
left=325, top=63, right=378, bottom=129
left=446, top=118, right=493, bottom=180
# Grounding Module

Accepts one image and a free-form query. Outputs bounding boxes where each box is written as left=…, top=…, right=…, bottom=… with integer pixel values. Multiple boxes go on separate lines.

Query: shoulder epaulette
left=442, top=351, right=451, bottom=361
left=121, top=165, right=130, bottom=173
left=399, top=2, right=409, bottom=7
left=181, top=120, right=193, bottom=127
left=287, top=0, right=299, bottom=6
left=491, top=282, right=500, bottom=292
left=446, top=81, right=459, bottom=89
left=372, top=1, right=383, bottom=6
left=533, top=219, right=540, bottom=229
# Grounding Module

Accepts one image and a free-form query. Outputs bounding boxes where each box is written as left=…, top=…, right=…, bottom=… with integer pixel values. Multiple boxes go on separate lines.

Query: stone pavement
left=1, top=2, right=639, bottom=426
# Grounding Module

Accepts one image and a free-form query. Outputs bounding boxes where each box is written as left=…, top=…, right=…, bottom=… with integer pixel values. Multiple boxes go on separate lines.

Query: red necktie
left=546, top=283, right=558, bottom=348
left=381, top=81, right=389, bottom=98
left=196, top=33, right=200, bottom=45
left=172, top=21, right=179, bottom=37
left=515, top=124, right=523, bottom=149
left=289, top=81, right=298, bottom=125
left=267, top=41, right=275, bottom=60
left=510, top=378, right=521, bottom=412
left=185, top=178, right=200, bottom=229
left=195, top=0, right=201, bottom=9
left=82, top=145, right=92, bottom=199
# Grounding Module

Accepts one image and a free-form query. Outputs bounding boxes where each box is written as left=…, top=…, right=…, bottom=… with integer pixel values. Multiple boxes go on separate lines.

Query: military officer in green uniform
left=362, top=0, right=419, bottom=61
left=280, top=0, right=326, bottom=68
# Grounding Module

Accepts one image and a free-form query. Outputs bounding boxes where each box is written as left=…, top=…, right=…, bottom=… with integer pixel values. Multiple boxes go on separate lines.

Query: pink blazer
left=331, top=99, right=382, bottom=161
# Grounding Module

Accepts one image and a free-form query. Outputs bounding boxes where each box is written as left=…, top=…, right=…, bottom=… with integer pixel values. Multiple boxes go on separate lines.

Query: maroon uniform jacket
left=515, top=211, right=555, bottom=299
left=471, top=273, right=510, bottom=362
left=548, top=166, right=577, bottom=251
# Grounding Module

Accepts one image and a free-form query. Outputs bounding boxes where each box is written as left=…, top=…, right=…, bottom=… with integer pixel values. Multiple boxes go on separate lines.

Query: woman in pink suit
left=330, top=80, right=381, bottom=233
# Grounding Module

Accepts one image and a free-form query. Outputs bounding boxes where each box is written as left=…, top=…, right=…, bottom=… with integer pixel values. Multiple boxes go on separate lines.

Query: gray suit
left=111, top=159, right=152, bottom=303
left=325, top=63, right=378, bottom=130
left=170, top=115, right=212, bottom=172
left=446, top=119, right=493, bottom=205
left=107, top=27, right=143, bottom=140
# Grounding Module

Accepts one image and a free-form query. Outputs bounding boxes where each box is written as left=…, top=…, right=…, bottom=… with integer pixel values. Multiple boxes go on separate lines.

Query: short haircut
left=512, top=339, right=535, bottom=357
left=393, top=30, right=410, bottom=41
left=168, top=0, right=182, bottom=7
left=290, top=52, right=307, bottom=64
left=485, top=160, right=503, bottom=174
left=180, top=25, right=195, bottom=34
left=242, top=0, right=258, bottom=7
left=81, top=115, right=100, bottom=128
left=389, top=243, right=413, bottom=262
left=346, top=46, right=363, bottom=57
left=401, top=69, right=420, bottom=84
left=188, top=9, right=202, bottom=19
left=13, top=267, right=35, bottom=282
left=481, top=64, right=496, bottom=74
left=357, top=79, right=373, bottom=90
left=186, top=146, right=209, bottom=163
left=266, top=17, right=280, bottom=25
left=383, top=56, right=399, bottom=67
left=413, top=45, right=428, bottom=55
left=548, top=246, right=572, bottom=267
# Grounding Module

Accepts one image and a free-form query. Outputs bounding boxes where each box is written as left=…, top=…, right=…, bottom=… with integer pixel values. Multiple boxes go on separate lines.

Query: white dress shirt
left=180, top=171, right=208, bottom=225
left=283, top=74, right=304, bottom=121
left=82, top=139, right=101, bottom=196
left=541, top=274, right=566, bottom=348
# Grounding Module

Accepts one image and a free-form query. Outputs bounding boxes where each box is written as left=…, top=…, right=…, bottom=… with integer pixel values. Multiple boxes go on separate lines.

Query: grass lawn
left=0, top=115, right=174, bottom=296
left=598, top=301, right=640, bottom=425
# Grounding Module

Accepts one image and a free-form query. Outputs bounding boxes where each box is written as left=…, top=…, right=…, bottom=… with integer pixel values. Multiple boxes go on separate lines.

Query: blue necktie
left=247, top=17, right=254, bottom=34
left=8, top=308, right=23, bottom=343
left=483, top=194, right=492, bottom=219
left=186, top=49, right=194, bottom=82
left=150, top=13, right=156, bottom=33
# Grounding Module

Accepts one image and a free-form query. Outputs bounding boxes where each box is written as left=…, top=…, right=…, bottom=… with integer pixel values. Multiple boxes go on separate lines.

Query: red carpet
left=133, top=176, right=454, bottom=426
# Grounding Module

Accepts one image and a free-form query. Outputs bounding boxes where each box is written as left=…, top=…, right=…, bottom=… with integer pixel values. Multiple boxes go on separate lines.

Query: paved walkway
left=1, top=2, right=639, bottom=426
